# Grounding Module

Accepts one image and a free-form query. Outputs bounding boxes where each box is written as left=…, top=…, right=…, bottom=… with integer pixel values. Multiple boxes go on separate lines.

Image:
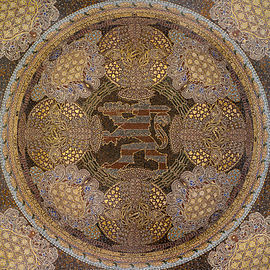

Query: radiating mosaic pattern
left=0, top=208, right=58, bottom=269
left=210, top=0, right=270, bottom=60
left=0, top=0, right=59, bottom=60
left=0, top=1, right=269, bottom=269
left=208, top=212, right=270, bottom=270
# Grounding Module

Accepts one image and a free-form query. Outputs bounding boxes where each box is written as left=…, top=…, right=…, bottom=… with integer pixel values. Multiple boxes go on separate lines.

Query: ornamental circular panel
left=1, top=1, right=269, bottom=269
left=99, top=24, right=172, bottom=100
left=25, top=99, right=91, bottom=170
left=99, top=180, right=170, bottom=247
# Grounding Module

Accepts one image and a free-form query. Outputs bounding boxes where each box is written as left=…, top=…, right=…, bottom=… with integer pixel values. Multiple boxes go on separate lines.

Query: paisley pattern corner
left=0, top=0, right=59, bottom=61
left=39, top=33, right=105, bottom=103
left=166, top=166, right=241, bottom=238
left=38, top=164, right=105, bottom=232
left=0, top=208, right=58, bottom=269
left=210, top=0, right=270, bottom=60
left=167, top=33, right=240, bottom=103
left=208, top=212, right=270, bottom=270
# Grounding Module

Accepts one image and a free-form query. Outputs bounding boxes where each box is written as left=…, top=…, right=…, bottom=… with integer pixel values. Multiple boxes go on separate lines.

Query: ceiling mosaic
left=0, top=0, right=269, bottom=269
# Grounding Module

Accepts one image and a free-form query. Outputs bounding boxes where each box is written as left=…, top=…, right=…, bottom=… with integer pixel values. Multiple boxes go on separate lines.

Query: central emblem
left=98, top=100, right=171, bottom=176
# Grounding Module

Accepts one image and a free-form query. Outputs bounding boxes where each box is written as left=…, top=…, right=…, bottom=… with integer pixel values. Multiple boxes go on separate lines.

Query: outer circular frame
left=1, top=1, right=269, bottom=269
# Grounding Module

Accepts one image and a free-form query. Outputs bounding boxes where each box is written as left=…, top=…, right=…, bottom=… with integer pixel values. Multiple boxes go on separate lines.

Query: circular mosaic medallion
left=99, top=179, right=170, bottom=248
left=1, top=1, right=269, bottom=269
left=170, top=99, right=247, bottom=171
left=99, top=23, right=172, bottom=100
left=25, top=99, right=91, bottom=170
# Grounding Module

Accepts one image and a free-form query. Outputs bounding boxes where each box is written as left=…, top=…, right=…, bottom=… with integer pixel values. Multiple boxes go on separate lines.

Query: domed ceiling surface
left=0, top=0, right=269, bottom=269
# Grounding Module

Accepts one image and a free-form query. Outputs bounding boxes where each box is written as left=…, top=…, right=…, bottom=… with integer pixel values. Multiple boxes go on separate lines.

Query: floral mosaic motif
left=0, top=0, right=59, bottom=60
left=38, top=34, right=105, bottom=102
left=25, top=99, right=91, bottom=170
left=0, top=208, right=58, bottom=269
left=208, top=212, right=270, bottom=270
left=99, top=179, right=171, bottom=249
left=210, top=0, right=270, bottom=60
left=99, top=19, right=172, bottom=100
left=38, top=165, right=104, bottom=231
left=166, top=166, right=241, bottom=235
left=169, top=99, right=247, bottom=171
left=167, top=33, right=240, bottom=103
